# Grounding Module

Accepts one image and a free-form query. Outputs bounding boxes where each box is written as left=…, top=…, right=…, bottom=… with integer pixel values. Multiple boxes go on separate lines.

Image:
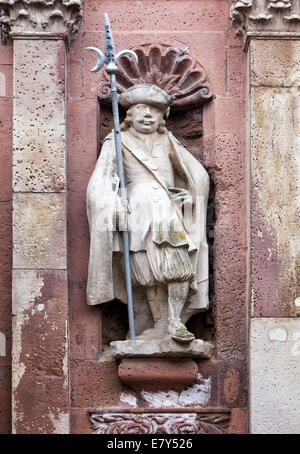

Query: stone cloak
left=86, top=130, right=210, bottom=322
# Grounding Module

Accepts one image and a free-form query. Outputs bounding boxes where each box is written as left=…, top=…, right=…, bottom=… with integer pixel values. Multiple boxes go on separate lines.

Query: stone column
left=0, top=0, right=82, bottom=433
left=231, top=0, right=300, bottom=434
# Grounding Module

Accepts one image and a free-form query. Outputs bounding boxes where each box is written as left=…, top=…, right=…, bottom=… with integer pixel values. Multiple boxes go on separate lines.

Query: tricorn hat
left=119, top=84, right=173, bottom=110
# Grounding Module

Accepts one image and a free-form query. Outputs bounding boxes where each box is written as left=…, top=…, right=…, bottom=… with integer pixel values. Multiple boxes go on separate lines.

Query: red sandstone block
left=197, top=359, right=219, bottom=407
left=226, top=47, right=246, bottom=98
left=214, top=315, right=247, bottom=365
left=67, top=98, right=101, bottom=360
left=69, top=284, right=101, bottom=361
left=214, top=98, right=243, bottom=134
left=0, top=129, right=12, bottom=201
left=12, top=270, right=68, bottom=376
left=67, top=98, right=98, bottom=179
left=71, top=359, right=120, bottom=408
left=213, top=214, right=247, bottom=363
left=70, top=408, right=92, bottom=434
left=222, top=367, right=241, bottom=406
left=0, top=268, right=11, bottom=367
left=12, top=270, right=69, bottom=433
left=213, top=133, right=245, bottom=190
left=202, top=135, right=215, bottom=170
left=0, top=64, right=13, bottom=97
left=67, top=32, right=84, bottom=99
left=226, top=28, right=245, bottom=49
left=0, top=97, right=12, bottom=135
left=218, top=363, right=248, bottom=408
left=0, top=44, right=13, bottom=65
left=0, top=202, right=12, bottom=368
left=0, top=202, right=12, bottom=270
left=203, top=101, right=215, bottom=137
left=229, top=408, right=248, bottom=434
left=13, top=375, right=69, bottom=433
left=68, top=220, right=90, bottom=280
left=12, top=269, right=67, bottom=317
left=118, top=358, right=198, bottom=389
left=191, top=33, right=227, bottom=98
left=0, top=365, right=11, bottom=434
left=85, top=0, right=229, bottom=33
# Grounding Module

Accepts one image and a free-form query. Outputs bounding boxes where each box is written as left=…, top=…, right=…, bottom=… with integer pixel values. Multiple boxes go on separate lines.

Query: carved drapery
left=0, top=0, right=83, bottom=41
left=98, top=44, right=213, bottom=110
left=90, top=411, right=230, bottom=434
left=230, top=0, right=300, bottom=48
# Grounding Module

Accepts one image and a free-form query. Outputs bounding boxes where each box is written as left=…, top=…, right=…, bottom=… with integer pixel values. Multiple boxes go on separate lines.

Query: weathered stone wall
left=0, top=0, right=83, bottom=433
left=249, top=39, right=300, bottom=434
left=11, top=38, right=69, bottom=434
left=230, top=0, right=300, bottom=433
left=0, top=0, right=298, bottom=434
left=67, top=0, right=248, bottom=434
left=0, top=39, right=13, bottom=434
left=0, top=0, right=251, bottom=434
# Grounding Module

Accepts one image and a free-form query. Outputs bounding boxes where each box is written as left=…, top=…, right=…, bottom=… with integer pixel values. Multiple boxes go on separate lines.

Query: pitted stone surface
left=12, top=270, right=69, bottom=434
left=118, top=358, right=198, bottom=388
left=85, top=1, right=229, bottom=32
left=110, top=339, right=212, bottom=359
left=13, top=193, right=66, bottom=269
left=250, top=40, right=300, bottom=317
left=250, top=40, right=300, bottom=87
left=66, top=0, right=248, bottom=434
left=13, top=39, right=66, bottom=193
left=251, top=318, right=300, bottom=434
left=0, top=41, right=13, bottom=435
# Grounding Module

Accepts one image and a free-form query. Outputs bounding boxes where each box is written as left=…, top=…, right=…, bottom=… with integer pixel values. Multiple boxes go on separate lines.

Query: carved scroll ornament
left=230, top=0, right=300, bottom=47
left=90, top=412, right=230, bottom=434
left=98, top=44, right=213, bottom=110
left=0, top=0, right=83, bottom=40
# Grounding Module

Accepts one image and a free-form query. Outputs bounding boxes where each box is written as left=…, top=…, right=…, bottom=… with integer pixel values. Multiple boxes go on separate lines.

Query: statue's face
left=130, top=103, right=164, bottom=134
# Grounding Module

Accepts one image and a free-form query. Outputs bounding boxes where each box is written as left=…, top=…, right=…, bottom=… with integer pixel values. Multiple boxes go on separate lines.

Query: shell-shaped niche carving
left=98, top=44, right=213, bottom=110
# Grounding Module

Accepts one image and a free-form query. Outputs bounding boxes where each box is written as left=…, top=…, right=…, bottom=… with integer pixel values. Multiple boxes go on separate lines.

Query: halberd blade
left=86, top=47, right=105, bottom=72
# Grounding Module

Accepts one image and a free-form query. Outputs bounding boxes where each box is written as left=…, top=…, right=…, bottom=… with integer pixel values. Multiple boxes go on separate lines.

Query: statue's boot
left=135, top=286, right=168, bottom=340
left=168, top=319, right=195, bottom=343
left=167, top=282, right=195, bottom=343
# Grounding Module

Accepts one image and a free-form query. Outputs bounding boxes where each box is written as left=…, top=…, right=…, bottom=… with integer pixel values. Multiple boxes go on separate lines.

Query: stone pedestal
left=111, top=339, right=213, bottom=359
left=112, top=339, right=212, bottom=392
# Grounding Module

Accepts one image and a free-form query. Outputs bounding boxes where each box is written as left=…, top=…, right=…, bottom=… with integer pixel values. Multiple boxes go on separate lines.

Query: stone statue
left=87, top=83, right=209, bottom=345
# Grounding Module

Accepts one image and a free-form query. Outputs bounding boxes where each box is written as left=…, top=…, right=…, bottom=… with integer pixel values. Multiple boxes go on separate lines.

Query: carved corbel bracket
left=89, top=409, right=231, bottom=434
left=230, top=0, right=300, bottom=50
left=98, top=43, right=213, bottom=110
left=0, top=0, right=83, bottom=42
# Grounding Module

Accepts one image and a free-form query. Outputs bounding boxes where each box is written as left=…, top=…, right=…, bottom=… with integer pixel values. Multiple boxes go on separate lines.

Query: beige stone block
left=250, top=40, right=300, bottom=87
left=13, top=193, right=66, bottom=269
left=13, top=39, right=66, bottom=192
left=251, top=318, right=300, bottom=434
left=251, top=86, right=300, bottom=311
left=110, top=339, right=212, bottom=359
